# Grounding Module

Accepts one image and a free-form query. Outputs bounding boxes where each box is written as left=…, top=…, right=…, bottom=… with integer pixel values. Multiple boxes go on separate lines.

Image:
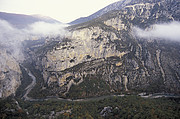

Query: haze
left=0, top=0, right=120, bottom=23
left=0, top=19, right=68, bottom=61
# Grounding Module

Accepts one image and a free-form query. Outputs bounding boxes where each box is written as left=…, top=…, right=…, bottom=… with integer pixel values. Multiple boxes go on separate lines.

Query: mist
left=0, top=20, right=26, bottom=61
left=0, top=19, right=68, bottom=62
left=133, top=21, right=180, bottom=41
left=25, top=21, right=68, bottom=36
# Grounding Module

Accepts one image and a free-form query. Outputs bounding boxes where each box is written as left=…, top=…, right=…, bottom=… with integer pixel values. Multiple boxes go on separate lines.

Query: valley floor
left=0, top=95, right=180, bottom=119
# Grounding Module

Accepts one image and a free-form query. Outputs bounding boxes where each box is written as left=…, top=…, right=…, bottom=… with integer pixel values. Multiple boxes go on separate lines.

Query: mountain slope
left=26, top=0, right=180, bottom=99
left=70, top=0, right=180, bottom=25
left=69, top=0, right=132, bottom=25
left=0, top=12, right=60, bottom=28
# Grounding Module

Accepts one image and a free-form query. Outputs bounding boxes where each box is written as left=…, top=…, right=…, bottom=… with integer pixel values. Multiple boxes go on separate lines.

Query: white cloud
left=0, top=20, right=26, bottom=61
left=28, top=22, right=59, bottom=35
left=133, top=21, right=180, bottom=41
left=0, top=19, right=68, bottom=61
left=25, top=22, right=68, bottom=36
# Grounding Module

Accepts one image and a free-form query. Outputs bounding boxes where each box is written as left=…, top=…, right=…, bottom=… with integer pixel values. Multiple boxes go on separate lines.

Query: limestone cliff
left=0, top=49, right=21, bottom=98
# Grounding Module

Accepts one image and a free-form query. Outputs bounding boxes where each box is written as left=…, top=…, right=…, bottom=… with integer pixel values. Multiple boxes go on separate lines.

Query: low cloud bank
left=0, top=19, right=68, bottom=61
left=25, top=21, right=68, bottom=36
left=133, top=21, right=180, bottom=41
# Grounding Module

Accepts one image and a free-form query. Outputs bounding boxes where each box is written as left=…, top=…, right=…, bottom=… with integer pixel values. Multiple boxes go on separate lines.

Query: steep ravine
left=156, top=49, right=165, bottom=82
left=22, top=67, right=36, bottom=101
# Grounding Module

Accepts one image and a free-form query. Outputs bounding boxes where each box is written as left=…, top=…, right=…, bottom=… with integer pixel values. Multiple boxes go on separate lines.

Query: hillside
left=69, top=0, right=178, bottom=25
left=69, top=0, right=132, bottom=24
left=24, top=0, right=180, bottom=99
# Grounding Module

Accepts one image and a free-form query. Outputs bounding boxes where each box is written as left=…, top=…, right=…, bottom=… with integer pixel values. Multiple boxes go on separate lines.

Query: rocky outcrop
left=33, top=26, right=129, bottom=96
left=42, top=27, right=126, bottom=72
left=0, top=49, right=21, bottom=98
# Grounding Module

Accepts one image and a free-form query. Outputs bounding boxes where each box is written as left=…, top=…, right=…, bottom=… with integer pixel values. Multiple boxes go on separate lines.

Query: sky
left=0, top=0, right=120, bottom=23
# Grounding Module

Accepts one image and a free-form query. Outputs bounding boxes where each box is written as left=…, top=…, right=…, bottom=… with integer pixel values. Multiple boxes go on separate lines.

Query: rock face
left=43, top=27, right=126, bottom=72
left=0, top=49, right=21, bottom=98
left=29, top=0, right=180, bottom=98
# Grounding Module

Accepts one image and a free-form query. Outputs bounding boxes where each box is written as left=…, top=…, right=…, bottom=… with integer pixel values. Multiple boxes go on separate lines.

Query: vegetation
left=67, top=74, right=111, bottom=99
left=0, top=96, right=179, bottom=119
left=23, top=62, right=49, bottom=99
left=15, top=66, right=33, bottom=98
left=0, top=97, right=27, bottom=119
